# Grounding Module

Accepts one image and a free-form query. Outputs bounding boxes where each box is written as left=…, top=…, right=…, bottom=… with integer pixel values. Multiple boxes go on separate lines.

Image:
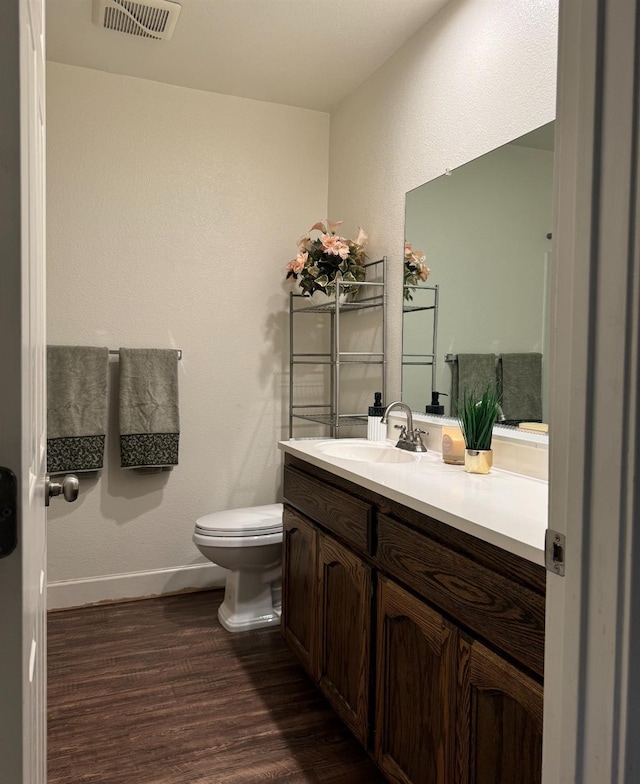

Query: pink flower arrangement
left=404, top=242, right=430, bottom=301
left=286, top=220, right=368, bottom=298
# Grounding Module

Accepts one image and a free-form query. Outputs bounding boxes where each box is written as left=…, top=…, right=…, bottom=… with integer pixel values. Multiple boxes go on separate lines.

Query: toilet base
left=217, top=569, right=281, bottom=632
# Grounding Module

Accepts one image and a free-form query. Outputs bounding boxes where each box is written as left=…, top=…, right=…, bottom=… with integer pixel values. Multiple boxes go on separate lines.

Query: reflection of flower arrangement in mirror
left=285, top=220, right=368, bottom=298
left=404, top=242, right=430, bottom=301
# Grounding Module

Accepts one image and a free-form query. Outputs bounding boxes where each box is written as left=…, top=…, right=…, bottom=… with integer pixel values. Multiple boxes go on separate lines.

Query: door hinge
left=545, top=529, right=566, bottom=576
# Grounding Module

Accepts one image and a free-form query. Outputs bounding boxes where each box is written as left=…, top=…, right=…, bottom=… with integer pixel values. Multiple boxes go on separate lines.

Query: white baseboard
left=47, top=563, right=227, bottom=611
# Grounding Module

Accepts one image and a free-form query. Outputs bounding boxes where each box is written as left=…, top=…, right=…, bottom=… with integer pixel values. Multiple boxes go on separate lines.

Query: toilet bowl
left=193, top=503, right=283, bottom=632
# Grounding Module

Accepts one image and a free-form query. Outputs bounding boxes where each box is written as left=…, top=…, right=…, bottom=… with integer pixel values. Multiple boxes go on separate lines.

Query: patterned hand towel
left=498, top=353, right=543, bottom=422
left=47, top=346, right=109, bottom=474
left=450, top=353, right=497, bottom=416
left=119, top=348, right=180, bottom=469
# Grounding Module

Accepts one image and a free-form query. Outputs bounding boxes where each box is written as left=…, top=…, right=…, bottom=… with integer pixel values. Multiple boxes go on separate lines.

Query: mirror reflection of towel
left=450, top=354, right=496, bottom=415
left=498, top=353, right=542, bottom=422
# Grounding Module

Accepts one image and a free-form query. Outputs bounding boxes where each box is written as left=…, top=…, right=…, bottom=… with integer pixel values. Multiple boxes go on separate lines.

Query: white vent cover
left=93, top=0, right=181, bottom=41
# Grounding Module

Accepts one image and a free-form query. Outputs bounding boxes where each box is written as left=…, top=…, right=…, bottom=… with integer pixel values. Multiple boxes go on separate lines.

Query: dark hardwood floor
left=48, top=590, right=384, bottom=784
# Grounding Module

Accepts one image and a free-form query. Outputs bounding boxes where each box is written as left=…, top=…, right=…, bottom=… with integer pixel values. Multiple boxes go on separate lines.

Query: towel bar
left=108, top=348, right=182, bottom=360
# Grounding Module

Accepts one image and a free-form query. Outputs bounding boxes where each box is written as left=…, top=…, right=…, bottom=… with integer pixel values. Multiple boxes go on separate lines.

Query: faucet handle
left=410, top=428, right=429, bottom=452
left=393, top=424, right=410, bottom=449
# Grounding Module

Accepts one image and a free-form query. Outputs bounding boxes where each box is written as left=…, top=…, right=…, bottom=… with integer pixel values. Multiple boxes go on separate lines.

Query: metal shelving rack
left=289, top=257, right=387, bottom=438
left=402, top=284, right=439, bottom=403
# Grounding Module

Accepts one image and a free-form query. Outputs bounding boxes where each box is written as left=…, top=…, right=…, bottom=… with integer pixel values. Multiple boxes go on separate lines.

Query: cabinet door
left=457, top=638, right=543, bottom=784
left=317, top=533, right=372, bottom=746
left=281, top=507, right=318, bottom=677
left=375, top=577, right=456, bottom=784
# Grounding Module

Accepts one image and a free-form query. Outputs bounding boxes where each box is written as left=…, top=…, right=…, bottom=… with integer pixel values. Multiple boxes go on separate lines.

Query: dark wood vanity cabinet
left=317, top=533, right=372, bottom=746
left=375, top=576, right=456, bottom=784
left=457, top=638, right=543, bottom=784
left=281, top=456, right=546, bottom=784
left=281, top=505, right=372, bottom=745
left=281, top=507, right=317, bottom=675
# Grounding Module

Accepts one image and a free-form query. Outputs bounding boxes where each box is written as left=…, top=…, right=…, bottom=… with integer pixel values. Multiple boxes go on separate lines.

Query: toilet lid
left=195, top=503, right=283, bottom=537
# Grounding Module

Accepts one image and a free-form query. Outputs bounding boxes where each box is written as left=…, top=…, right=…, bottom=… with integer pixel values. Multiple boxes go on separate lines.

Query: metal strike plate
left=545, top=529, right=566, bottom=576
left=0, top=467, right=18, bottom=559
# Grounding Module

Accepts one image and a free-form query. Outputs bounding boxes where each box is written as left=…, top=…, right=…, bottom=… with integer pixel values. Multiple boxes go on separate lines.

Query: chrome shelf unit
left=402, top=284, right=439, bottom=403
left=289, top=257, right=387, bottom=439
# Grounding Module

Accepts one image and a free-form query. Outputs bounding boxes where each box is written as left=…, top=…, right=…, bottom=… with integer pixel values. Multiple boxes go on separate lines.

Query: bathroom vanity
left=278, top=439, right=547, bottom=784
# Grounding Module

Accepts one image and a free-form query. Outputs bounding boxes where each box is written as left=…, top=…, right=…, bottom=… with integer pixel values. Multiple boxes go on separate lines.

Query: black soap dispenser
left=368, top=392, right=386, bottom=441
left=425, top=391, right=447, bottom=415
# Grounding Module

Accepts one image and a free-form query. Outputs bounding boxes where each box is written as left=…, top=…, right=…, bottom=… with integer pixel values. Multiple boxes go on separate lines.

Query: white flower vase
left=304, top=285, right=357, bottom=307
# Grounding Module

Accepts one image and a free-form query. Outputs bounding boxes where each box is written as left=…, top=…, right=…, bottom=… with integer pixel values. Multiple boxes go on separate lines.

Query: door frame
left=544, top=0, right=640, bottom=780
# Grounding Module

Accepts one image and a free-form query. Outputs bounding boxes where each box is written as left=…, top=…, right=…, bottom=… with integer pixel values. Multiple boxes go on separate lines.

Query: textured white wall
left=46, top=63, right=329, bottom=583
left=328, top=0, right=558, bottom=400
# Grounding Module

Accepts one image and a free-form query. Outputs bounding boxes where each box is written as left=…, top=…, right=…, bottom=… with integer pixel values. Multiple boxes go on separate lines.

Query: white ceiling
left=46, top=0, right=449, bottom=112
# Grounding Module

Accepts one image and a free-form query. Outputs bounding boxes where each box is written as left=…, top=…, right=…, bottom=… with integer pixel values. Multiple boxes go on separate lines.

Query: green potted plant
left=285, top=220, right=368, bottom=303
left=457, top=383, right=501, bottom=474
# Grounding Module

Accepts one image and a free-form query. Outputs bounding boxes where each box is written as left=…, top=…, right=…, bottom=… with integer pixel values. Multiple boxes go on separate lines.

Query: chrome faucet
left=380, top=401, right=428, bottom=452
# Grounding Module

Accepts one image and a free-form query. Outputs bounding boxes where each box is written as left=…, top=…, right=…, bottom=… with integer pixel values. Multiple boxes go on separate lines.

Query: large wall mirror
left=402, top=121, right=554, bottom=424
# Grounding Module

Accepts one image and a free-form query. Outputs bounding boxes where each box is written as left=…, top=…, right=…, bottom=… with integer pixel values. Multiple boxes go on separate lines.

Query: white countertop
left=278, top=439, right=548, bottom=567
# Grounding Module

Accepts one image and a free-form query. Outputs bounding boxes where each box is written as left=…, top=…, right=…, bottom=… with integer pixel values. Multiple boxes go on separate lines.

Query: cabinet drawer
left=376, top=514, right=545, bottom=677
left=283, top=466, right=372, bottom=554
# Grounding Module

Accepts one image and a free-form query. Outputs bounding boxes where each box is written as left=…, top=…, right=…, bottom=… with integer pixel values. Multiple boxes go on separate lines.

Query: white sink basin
left=315, top=440, right=415, bottom=464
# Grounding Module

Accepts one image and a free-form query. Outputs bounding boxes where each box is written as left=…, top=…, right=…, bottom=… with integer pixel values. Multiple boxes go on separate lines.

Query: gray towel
left=119, top=348, right=180, bottom=469
left=47, top=345, right=109, bottom=474
left=498, top=353, right=543, bottom=422
left=450, top=353, right=497, bottom=415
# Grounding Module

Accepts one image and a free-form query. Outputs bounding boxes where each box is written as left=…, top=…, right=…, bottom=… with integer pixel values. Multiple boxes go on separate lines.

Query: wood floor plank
left=48, top=590, right=384, bottom=784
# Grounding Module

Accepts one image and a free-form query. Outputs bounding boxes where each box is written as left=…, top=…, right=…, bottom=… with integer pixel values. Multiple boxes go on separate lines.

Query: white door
left=0, top=0, right=47, bottom=781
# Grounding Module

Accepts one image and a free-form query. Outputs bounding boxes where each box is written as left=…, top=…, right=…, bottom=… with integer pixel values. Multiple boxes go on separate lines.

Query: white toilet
left=193, top=503, right=283, bottom=632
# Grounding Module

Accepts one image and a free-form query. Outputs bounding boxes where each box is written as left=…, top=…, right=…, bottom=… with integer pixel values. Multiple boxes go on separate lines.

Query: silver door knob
left=45, top=474, right=79, bottom=506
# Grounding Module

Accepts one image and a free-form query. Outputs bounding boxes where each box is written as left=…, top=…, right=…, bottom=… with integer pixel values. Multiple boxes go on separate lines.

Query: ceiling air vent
left=93, top=0, right=181, bottom=41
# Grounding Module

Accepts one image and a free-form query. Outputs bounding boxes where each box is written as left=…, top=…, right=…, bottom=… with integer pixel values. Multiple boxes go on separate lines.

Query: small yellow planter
left=464, top=448, right=493, bottom=474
